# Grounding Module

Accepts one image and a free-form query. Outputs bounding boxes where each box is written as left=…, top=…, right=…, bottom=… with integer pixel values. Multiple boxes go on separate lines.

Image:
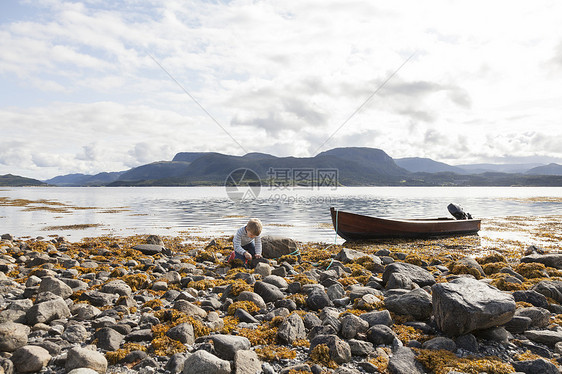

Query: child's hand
left=244, top=252, right=252, bottom=261
left=255, top=254, right=262, bottom=259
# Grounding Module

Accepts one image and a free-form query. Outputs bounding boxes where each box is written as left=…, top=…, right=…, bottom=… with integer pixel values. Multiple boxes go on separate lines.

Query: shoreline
left=0, top=229, right=561, bottom=373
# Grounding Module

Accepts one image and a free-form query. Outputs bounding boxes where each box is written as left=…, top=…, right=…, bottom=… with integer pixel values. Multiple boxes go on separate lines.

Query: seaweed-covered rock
left=432, top=277, right=515, bottom=336
left=310, top=335, right=351, bottom=364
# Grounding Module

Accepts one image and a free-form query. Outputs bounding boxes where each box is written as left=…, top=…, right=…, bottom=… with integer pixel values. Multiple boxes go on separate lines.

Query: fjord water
left=1, top=186, right=561, bottom=243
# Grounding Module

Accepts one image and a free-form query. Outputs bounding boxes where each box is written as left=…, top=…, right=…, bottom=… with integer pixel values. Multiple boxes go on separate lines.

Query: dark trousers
left=234, top=242, right=255, bottom=261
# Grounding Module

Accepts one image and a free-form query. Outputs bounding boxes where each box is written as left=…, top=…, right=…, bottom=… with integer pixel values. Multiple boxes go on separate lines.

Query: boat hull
left=330, top=207, right=481, bottom=240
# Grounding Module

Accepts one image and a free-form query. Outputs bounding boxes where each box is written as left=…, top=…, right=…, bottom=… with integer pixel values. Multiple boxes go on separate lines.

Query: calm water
left=1, top=187, right=561, bottom=243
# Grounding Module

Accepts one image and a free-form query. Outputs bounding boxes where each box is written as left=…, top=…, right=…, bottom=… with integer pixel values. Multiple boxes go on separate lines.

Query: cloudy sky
left=1, top=0, right=561, bottom=180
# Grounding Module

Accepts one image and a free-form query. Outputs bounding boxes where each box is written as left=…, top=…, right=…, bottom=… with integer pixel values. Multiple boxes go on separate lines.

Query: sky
left=1, top=0, right=561, bottom=180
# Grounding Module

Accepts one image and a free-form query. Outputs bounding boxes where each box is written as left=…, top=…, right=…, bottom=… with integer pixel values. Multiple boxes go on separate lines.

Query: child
left=230, top=218, right=263, bottom=267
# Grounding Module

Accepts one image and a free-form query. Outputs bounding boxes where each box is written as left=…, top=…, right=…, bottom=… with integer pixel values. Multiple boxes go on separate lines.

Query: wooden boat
left=330, top=207, right=481, bottom=240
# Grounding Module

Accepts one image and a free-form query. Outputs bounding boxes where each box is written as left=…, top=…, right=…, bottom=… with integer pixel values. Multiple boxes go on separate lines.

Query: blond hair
left=246, top=218, right=262, bottom=236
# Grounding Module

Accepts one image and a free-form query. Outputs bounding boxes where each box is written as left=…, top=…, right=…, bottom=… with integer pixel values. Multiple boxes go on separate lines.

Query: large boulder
left=0, top=322, right=30, bottom=352
left=208, top=335, right=251, bottom=361
left=183, top=350, right=230, bottom=374
left=432, top=277, right=515, bottom=336
left=10, top=345, right=51, bottom=373
left=37, top=276, right=73, bottom=299
left=383, top=263, right=435, bottom=288
left=26, top=296, right=71, bottom=325
left=261, top=236, right=298, bottom=259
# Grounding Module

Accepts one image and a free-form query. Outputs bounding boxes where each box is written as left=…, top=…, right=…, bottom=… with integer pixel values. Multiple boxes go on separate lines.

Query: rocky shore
left=0, top=231, right=561, bottom=374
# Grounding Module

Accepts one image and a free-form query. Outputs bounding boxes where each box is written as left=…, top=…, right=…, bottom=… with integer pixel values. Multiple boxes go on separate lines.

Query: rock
left=125, top=329, right=153, bottom=342
left=0, top=322, right=30, bottom=352
left=253, top=281, right=284, bottom=303
left=237, top=291, right=267, bottom=310
left=385, top=288, right=432, bottom=321
left=504, top=315, right=532, bottom=334
left=261, top=236, right=298, bottom=259
left=335, top=248, right=375, bottom=263
left=515, top=307, right=550, bottom=328
left=167, top=323, right=195, bottom=345
left=209, top=334, right=251, bottom=361
left=67, top=369, right=100, bottom=374
left=474, top=326, right=509, bottom=343
left=65, top=346, right=108, bottom=374
left=234, top=350, right=261, bottom=374
left=512, top=290, right=549, bottom=308
left=10, top=345, right=51, bottom=373
left=366, top=324, right=397, bottom=346
left=310, top=335, right=351, bottom=364
left=388, top=347, right=425, bottom=374
left=348, top=339, right=374, bottom=356
left=133, top=244, right=164, bottom=255
left=101, top=280, right=133, bottom=297
left=383, top=263, right=435, bottom=288
left=278, top=313, right=306, bottom=344
left=360, top=310, right=393, bottom=327
left=62, top=324, right=89, bottom=343
left=262, top=275, right=289, bottom=290
left=173, top=300, right=207, bottom=318
left=457, top=256, right=485, bottom=277
left=521, top=253, right=562, bottom=269
left=37, top=276, right=73, bottom=299
left=72, top=304, right=102, bottom=320
left=512, top=358, right=560, bottom=374
left=254, top=262, right=272, bottom=278
left=532, top=280, right=562, bottom=303
left=340, top=313, right=369, bottom=339
left=165, top=353, right=187, bottom=374
left=183, top=350, right=230, bottom=374
left=26, top=296, right=71, bottom=325
left=307, top=290, right=333, bottom=311
left=0, top=357, right=14, bottom=374
left=421, top=336, right=456, bottom=351
left=79, top=290, right=118, bottom=307
left=94, top=327, right=124, bottom=351
left=385, top=273, right=413, bottom=290
left=525, top=329, right=562, bottom=346
left=326, top=283, right=345, bottom=301
left=432, top=277, right=515, bottom=336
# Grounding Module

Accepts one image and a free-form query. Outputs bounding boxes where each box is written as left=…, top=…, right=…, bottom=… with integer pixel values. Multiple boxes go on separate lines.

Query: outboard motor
left=447, top=203, right=473, bottom=220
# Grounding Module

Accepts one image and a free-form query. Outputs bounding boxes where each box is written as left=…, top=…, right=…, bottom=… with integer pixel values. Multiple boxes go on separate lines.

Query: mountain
left=45, top=171, right=123, bottom=186
left=526, top=163, right=562, bottom=176
left=0, top=174, right=47, bottom=186
left=109, top=147, right=409, bottom=186
left=395, top=157, right=465, bottom=174
left=454, top=163, right=544, bottom=174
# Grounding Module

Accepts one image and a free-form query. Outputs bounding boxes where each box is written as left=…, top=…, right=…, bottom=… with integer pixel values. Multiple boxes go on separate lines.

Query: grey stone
left=532, top=280, right=562, bottom=303
left=348, top=339, right=374, bottom=356
left=26, top=296, right=71, bottom=325
left=67, top=369, right=100, bottom=374
left=72, top=304, right=102, bottom=321
left=101, top=280, right=132, bottom=297
left=62, top=324, right=89, bottom=343
left=513, top=358, right=559, bottom=374
left=173, top=300, right=207, bottom=318
left=525, top=329, right=562, bottom=346
left=182, top=350, right=230, bottom=374
left=237, top=291, right=267, bottom=310
left=515, top=307, right=551, bottom=328
left=504, top=315, right=532, bottom=334
left=167, top=323, right=195, bottom=345
left=261, top=236, right=298, bottom=259
left=421, top=336, right=456, bottom=351
left=432, top=277, right=515, bottom=336
left=125, top=328, right=153, bottom=342
left=37, top=276, right=73, bottom=299
left=278, top=313, right=306, bottom=344
left=254, top=262, right=272, bottom=278
left=10, top=345, right=51, bottom=373
left=335, top=248, right=376, bottom=263
left=165, top=353, right=187, bottom=374
left=340, top=313, right=369, bottom=339
left=457, top=256, right=485, bottom=277
left=383, top=262, right=435, bottom=288
left=385, top=288, right=432, bottom=321
left=512, top=290, right=549, bottom=308
left=263, top=275, right=288, bottom=290
left=326, top=283, right=345, bottom=301
left=307, top=290, right=333, bottom=311
left=388, top=347, right=425, bottom=374
left=253, top=281, right=284, bottom=303
left=366, top=324, right=397, bottom=346
left=360, top=310, right=393, bottom=327
left=309, top=334, right=351, bottom=364
left=209, top=334, right=251, bottom=361
left=65, top=346, right=108, bottom=374
left=0, top=322, right=29, bottom=352
left=521, top=253, right=562, bottom=269
left=94, top=327, right=124, bottom=351
left=234, top=350, right=261, bottom=374
left=385, top=273, right=413, bottom=290
left=133, top=244, right=164, bottom=255
left=79, top=290, right=118, bottom=307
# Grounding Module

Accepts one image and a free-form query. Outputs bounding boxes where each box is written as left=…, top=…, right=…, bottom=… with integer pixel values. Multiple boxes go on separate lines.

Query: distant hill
left=45, top=171, right=123, bottom=186
left=110, top=147, right=409, bottom=186
left=395, top=157, right=465, bottom=174
left=526, top=163, right=562, bottom=176
left=454, top=163, right=544, bottom=174
left=0, top=174, right=47, bottom=186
